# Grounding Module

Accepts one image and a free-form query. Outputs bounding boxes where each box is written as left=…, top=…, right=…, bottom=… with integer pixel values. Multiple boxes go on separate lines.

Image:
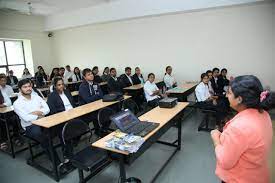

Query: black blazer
left=132, top=73, right=144, bottom=85
left=7, top=76, right=18, bottom=85
left=107, top=76, right=122, bottom=93
left=217, top=76, right=229, bottom=93
left=119, top=74, right=133, bottom=88
left=47, top=89, right=76, bottom=115
left=94, top=75, right=102, bottom=84
left=210, top=77, right=219, bottom=95
left=78, top=80, right=103, bottom=105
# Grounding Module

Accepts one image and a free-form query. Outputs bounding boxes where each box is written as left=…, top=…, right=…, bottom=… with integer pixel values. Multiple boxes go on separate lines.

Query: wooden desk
left=31, top=95, right=131, bottom=181
left=123, top=80, right=163, bottom=91
left=33, top=95, right=131, bottom=128
left=93, top=102, right=188, bottom=155
left=99, top=81, right=107, bottom=86
left=37, top=87, right=50, bottom=92
left=0, top=106, right=14, bottom=114
left=0, top=106, right=18, bottom=158
left=166, top=83, right=198, bottom=101
left=92, top=102, right=188, bottom=182
left=66, top=80, right=82, bottom=85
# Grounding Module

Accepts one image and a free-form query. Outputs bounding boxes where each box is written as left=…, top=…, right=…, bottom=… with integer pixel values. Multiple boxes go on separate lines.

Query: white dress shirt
left=1, top=91, right=12, bottom=107
left=64, top=71, right=74, bottom=83
left=163, top=74, right=176, bottom=89
left=13, top=94, right=50, bottom=129
left=72, top=73, right=82, bottom=82
left=0, top=85, right=14, bottom=96
left=126, top=74, right=133, bottom=85
left=195, top=82, right=211, bottom=102
left=21, top=74, right=33, bottom=80
left=144, top=80, right=159, bottom=102
left=208, top=80, right=214, bottom=95
left=59, top=92, right=73, bottom=111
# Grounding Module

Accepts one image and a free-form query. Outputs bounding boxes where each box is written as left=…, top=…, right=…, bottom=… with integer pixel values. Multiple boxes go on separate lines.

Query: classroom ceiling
left=0, top=0, right=265, bottom=31
left=0, top=0, right=116, bottom=15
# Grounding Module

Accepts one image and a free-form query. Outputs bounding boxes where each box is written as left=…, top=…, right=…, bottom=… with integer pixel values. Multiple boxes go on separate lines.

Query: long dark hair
left=230, top=75, right=274, bottom=112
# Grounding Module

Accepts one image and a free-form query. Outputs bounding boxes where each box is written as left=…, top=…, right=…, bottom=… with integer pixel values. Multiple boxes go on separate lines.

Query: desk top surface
left=0, top=106, right=14, bottom=114
left=32, top=95, right=131, bottom=128
left=92, top=102, right=188, bottom=155
left=166, top=83, right=198, bottom=94
left=123, top=80, right=163, bottom=90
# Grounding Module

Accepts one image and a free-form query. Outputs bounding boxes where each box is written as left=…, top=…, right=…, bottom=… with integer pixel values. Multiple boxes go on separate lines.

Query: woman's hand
left=211, top=129, right=221, bottom=147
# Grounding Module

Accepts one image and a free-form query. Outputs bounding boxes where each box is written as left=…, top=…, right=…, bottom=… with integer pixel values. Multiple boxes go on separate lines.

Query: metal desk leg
left=4, top=113, right=15, bottom=158
left=119, top=154, right=126, bottom=183
left=177, top=118, right=182, bottom=151
left=46, top=128, right=59, bottom=182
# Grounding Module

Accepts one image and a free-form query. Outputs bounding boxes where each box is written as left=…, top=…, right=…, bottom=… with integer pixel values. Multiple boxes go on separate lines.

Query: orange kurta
left=215, top=109, right=273, bottom=183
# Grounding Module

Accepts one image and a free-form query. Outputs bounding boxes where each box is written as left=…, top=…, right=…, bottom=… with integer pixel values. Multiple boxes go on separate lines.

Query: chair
left=62, top=120, right=111, bottom=183
left=122, top=99, right=139, bottom=115
left=193, top=94, right=217, bottom=132
left=97, top=107, right=116, bottom=137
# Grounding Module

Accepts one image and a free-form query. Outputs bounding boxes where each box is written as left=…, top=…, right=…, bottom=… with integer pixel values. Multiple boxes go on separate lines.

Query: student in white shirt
left=64, top=65, right=74, bottom=83
left=0, top=73, right=14, bottom=96
left=13, top=79, right=61, bottom=166
left=144, top=73, right=166, bottom=107
left=163, top=66, right=177, bottom=89
left=195, top=73, right=228, bottom=126
left=21, top=68, right=33, bottom=80
left=0, top=90, right=14, bottom=150
left=72, top=67, right=82, bottom=82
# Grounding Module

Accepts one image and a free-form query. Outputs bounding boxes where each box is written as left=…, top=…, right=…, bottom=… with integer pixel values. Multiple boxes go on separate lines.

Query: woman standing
left=211, top=75, right=273, bottom=183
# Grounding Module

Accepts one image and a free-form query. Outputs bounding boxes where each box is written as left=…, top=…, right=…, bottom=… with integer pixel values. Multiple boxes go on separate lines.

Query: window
left=0, top=40, right=26, bottom=78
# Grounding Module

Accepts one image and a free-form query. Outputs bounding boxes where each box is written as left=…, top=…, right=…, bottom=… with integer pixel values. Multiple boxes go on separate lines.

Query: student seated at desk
left=59, top=67, right=65, bottom=78
left=206, top=70, right=215, bottom=95
left=217, top=68, right=229, bottom=95
left=195, top=73, right=228, bottom=125
left=36, top=68, right=48, bottom=88
left=72, top=67, right=82, bottom=82
left=101, top=67, right=110, bottom=82
left=210, top=67, right=220, bottom=95
left=164, top=66, right=177, bottom=89
left=0, top=73, right=14, bottom=96
left=144, top=73, right=166, bottom=108
left=92, top=66, right=102, bottom=84
left=49, top=68, right=60, bottom=81
left=119, top=67, right=134, bottom=88
left=132, top=67, right=145, bottom=85
left=21, top=68, right=33, bottom=80
left=0, top=90, right=16, bottom=150
left=7, top=70, right=18, bottom=87
left=79, top=68, right=103, bottom=135
left=107, top=68, right=123, bottom=93
left=79, top=68, right=103, bottom=105
left=47, top=77, right=81, bottom=160
left=13, top=79, right=62, bottom=167
left=64, top=65, right=74, bottom=83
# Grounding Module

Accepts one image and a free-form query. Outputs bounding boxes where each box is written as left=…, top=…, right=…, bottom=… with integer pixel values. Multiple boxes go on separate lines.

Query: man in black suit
left=210, top=67, right=220, bottom=95
left=132, top=67, right=145, bottom=85
left=6, top=70, right=18, bottom=87
left=119, top=67, right=133, bottom=88
left=107, top=68, right=123, bottom=93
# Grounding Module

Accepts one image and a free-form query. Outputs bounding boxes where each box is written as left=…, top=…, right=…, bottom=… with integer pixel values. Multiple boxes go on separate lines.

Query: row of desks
left=0, top=81, right=197, bottom=182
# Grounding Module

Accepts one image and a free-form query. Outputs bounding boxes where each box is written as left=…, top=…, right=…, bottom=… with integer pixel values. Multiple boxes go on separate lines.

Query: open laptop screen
left=111, top=110, right=139, bottom=131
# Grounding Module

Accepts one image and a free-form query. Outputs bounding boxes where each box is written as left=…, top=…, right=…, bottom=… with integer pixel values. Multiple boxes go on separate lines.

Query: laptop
left=111, top=109, right=160, bottom=137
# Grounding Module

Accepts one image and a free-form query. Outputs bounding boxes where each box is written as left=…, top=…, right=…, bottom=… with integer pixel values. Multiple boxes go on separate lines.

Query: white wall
left=0, top=12, right=54, bottom=75
left=51, top=2, right=274, bottom=89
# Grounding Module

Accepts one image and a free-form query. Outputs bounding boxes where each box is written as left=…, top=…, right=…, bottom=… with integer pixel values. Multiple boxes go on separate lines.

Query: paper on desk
left=105, top=132, right=145, bottom=153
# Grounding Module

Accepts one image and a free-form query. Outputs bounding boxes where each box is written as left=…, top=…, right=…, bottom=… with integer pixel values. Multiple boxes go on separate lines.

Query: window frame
left=0, top=39, right=26, bottom=74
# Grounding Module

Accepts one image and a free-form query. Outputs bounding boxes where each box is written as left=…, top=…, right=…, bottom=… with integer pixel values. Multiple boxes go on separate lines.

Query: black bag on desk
left=102, top=92, right=124, bottom=102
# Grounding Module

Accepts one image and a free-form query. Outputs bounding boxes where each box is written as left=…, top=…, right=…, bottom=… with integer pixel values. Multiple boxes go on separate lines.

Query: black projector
left=159, top=97, right=178, bottom=108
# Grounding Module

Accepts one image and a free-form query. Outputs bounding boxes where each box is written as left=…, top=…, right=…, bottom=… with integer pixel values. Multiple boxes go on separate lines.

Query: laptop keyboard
left=126, top=122, right=150, bottom=134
